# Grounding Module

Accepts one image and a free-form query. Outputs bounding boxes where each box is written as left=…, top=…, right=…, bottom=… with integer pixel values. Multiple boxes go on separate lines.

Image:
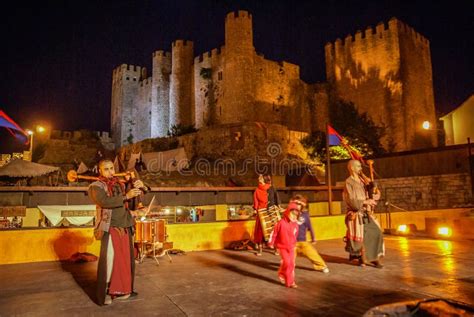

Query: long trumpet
left=67, top=170, right=135, bottom=183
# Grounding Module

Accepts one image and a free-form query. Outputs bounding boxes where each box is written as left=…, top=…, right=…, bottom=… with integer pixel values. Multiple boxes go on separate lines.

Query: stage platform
left=0, top=236, right=473, bottom=316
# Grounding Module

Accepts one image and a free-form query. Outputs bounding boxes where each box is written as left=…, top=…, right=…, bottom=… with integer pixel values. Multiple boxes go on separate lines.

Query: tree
left=301, top=99, right=386, bottom=162
left=167, top=124, right=197, bottom=137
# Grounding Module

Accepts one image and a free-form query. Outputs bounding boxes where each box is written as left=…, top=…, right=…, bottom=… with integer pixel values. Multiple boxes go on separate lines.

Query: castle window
left=218, top=71, right=223, bottom=81
left=126, top=77, right=130, bottom=80
left=133, top=78, right=137, bottom=81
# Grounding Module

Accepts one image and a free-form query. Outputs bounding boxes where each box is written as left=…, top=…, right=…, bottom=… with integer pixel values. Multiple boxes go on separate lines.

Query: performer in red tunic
left=252, top=174, right=270, bottom=256
left=268, top=202, right=300, bottom=288
left=88, top=160, right=142, bottom=305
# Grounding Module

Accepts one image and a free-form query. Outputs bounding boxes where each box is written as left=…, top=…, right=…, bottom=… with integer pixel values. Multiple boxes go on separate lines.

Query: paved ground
left=1, top=236, right=473, bottom=316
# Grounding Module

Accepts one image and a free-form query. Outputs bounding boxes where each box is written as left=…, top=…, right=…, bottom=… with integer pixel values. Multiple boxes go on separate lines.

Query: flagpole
left=326, top=124, right=333, bottom=215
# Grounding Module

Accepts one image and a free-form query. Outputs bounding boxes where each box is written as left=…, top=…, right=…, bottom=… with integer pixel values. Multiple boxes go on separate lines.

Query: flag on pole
left=327, top=124, right=365, bottom=164
left=0, top=110, right=28, bottom=144
left=327, top=124, right=344, bottom=146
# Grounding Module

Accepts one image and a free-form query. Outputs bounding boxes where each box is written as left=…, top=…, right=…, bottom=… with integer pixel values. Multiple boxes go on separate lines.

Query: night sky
left=1, top=0, right=472, bottom=152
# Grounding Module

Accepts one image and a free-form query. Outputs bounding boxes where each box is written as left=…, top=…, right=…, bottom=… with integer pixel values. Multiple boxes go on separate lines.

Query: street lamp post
left=25, top=126, right=45, bottom=161
left=26, top=130, right=34, bottom=161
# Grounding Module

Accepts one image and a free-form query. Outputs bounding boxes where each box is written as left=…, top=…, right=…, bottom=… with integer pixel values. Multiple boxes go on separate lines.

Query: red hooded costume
left=268, top=202, right=299, bottom=287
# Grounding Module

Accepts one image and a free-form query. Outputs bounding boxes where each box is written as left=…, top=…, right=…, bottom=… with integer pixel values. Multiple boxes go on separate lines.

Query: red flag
left=327, top=124, right=343, bottom=146
left=327, top=124, right=365, bottom=165
left=0, top=110, right=28, bottom=144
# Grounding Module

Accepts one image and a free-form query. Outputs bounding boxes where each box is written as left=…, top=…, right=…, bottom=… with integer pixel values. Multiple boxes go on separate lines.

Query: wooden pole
left=468, top=137, right=474, bottom=200
left=326, top=124, right=333, bottom=215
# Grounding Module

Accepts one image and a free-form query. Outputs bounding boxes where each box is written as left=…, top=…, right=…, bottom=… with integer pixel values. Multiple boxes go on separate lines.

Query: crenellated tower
left=111, top=64, right=142, bottom=146
left=151, top=50, right=172, bottom=137
left=221, top=10, right=255, bottom=124
left=169, top=40, right=194, bottom=128
left=325, top=17, right=437, bottom=151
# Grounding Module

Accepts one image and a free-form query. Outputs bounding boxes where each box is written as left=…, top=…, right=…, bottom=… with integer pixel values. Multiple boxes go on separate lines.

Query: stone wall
left=325, top=18, right=437, bottom=151
left=194, top=47, right=225, bottom=129
left=118, top=123, right=309, bottom=174
left=376, top=173, right=472, bottom=211
left=331, top=144, right=471, bottom=182
left=331, top=145, right=473, bottom=210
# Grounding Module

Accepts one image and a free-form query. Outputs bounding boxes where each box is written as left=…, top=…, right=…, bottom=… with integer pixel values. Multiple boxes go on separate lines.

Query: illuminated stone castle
left=111, top=11, right=437, bottom=152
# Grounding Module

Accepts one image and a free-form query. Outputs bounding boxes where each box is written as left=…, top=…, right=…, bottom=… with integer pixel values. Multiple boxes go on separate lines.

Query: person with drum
left=252, top=174, right=270, bottom=256
left=263, top=174, right=281, bottom=255
left=88, top=159, right=142, bottom=305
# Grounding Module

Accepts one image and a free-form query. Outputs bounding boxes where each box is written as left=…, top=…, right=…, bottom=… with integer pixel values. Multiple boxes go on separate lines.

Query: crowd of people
left=251, top=160, right=384, bottom=288
left=89, top=158, right=384, bottom=305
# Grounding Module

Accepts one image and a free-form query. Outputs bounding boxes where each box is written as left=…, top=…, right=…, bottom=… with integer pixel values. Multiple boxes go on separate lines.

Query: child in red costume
left=268, top=202, right=300, bottom=288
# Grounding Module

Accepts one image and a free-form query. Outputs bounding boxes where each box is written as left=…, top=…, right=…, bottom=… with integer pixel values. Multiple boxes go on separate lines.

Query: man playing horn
left=343, top=159, right=384, bottom=268
left=88, top=159, right=142, bottom=305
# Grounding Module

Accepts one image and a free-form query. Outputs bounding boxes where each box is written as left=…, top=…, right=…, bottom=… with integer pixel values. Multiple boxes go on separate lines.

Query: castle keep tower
left=169, top=40, right=194, bottom=128
left=325, top=18, right=437, bottom=151
left=221, top=11, right=255, bottom=124
left=111, top=64, right=142, bottom=146
left=151, top=50, right=171, bottom=137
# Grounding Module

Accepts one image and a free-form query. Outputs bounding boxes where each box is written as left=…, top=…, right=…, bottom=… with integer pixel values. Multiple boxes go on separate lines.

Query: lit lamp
left=422, top=121, right=431, bottom=130
left=437, top=226, right=452, bottom=238
left=25, top=126, right=46, bottom=162
left=396, top=224, right=417, bottom=235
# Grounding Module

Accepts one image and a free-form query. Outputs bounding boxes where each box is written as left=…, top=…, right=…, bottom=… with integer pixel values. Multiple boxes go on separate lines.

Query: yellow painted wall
left=1, top=208, right=469, bottom=265
left=309, top=202, right=342, bottom=216
left=0, top=228, right=100, bottom=265
left=377, top=208, right=470, bottom=231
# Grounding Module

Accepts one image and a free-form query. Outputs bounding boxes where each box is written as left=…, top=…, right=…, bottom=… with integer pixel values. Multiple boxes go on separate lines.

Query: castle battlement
left=395, top=18, right=430, bottom=46
left=226, top=10, right=252, bottom=20
left=113, top=63, right=142, bottom=82
left=326, top=17, right=429, bottom=53
left=153, top=50, right=171, bottom=58
left=194, top=47, right=223, bottom=64
left=172, top=40, right=192, bottom=47
left=140, top=77, right=152, bottom=87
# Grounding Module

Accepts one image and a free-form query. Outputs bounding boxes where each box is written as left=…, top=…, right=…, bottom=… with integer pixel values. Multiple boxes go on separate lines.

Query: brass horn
left=67, top=170, right=134, bottom=183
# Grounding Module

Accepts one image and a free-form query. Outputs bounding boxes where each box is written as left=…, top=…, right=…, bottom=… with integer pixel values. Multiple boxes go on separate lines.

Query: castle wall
left=194, top=47, right=225, bottom=129
left=111, top=64, right=142, bottom=146
left=169, top=40, right=194, bottom=128
left=325, top=18, right=437, bottom=152
left=111, top=12, right=437, bottom=154
left=325, top=20, right=403, bottom=151
left=221, top=11, right=255, bottom=125
left=312, top=83, right=330, bottom=132
left=136, top=77, right=152, bottom=142
left=396, top=20, right=437, bottom=149
left=151, top=51, right=171, bottom=137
